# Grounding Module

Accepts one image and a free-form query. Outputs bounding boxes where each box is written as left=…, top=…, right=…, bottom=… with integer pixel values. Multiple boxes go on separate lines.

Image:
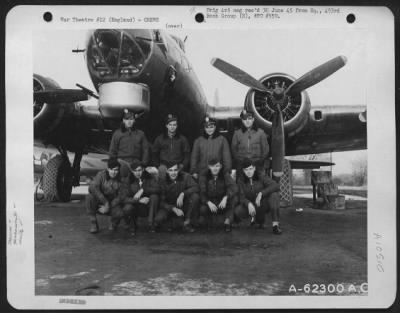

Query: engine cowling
left=245, top=73, right=311, bottom=137
left=34, top=74, right=66, bottom=138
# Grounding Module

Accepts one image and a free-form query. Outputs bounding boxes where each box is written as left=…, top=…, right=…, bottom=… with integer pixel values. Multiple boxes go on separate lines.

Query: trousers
left=234, top=192, right=280, bottom=224
left=85, top=193, right=124, bottom=225
left=199, top=195, right=238, bottom=222
left=121, top=194, right=159, bottom=225
left=155, top=193, right=200, bottom=226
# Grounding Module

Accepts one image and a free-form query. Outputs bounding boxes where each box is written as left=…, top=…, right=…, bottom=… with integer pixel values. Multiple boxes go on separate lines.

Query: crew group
left=86, top=108, right=282, bottom=235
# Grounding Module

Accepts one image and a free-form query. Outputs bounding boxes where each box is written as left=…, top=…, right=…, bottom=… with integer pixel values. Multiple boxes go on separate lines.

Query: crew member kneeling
left=154, top=161, right=200, bottom=232
left=235, top=158, right=282, bottom=235
left=120, top=159, right=160, bottom=234
left=198, top=157, right=238, bottom=232
left=85, top=159, right=124, bottom=234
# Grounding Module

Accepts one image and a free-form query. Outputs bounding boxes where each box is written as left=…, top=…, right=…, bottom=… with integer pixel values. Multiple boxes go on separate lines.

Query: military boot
left=89, top=220, right=99, bottom=234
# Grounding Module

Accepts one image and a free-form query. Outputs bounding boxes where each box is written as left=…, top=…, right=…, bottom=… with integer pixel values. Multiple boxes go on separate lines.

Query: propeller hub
left=253, top=74, right=303, bottom=124
left=273, top=87, right=285, bottom=100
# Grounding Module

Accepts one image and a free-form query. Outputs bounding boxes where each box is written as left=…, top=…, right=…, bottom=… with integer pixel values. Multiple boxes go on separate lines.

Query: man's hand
left=248, top=202, right=256, bottom=217
left=176, top=192, right=185, bottom=208
left=98, top=202, right=110, bottom=214
left=133, top=189, right=144, bottom=201
left=218, top=196, right=228, bottom=210
left=255, top=192, right=262, bottom=207
left=192, top=173, right=198, bottom=180
left=207, top=201, right=218, bottom=213
left=139, top=197, right=150, bottom=205
left=172, top=207, right=184, bottom=217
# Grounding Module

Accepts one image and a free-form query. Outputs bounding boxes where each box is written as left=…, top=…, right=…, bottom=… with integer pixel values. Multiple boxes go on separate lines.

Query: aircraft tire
left=42, top=155, right=72, bottom=202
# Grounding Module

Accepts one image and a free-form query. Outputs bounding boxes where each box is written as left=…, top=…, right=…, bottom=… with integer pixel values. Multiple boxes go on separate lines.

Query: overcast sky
left=33, top=28, right=368, bottom=175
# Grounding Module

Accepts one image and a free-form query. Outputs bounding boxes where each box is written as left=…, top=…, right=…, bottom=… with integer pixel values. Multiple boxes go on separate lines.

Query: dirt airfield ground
left=34, top=189, right=367, bottom=296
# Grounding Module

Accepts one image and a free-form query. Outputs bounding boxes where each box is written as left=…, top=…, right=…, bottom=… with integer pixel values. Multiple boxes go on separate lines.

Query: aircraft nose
left=86, top=29, right=153, bottom=79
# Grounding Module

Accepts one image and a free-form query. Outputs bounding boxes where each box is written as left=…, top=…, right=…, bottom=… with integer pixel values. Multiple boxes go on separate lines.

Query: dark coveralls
left=155, top=172, right=200, bottom=227
left=235, top=175, right=280, bottom=225
left=120, top=173, right=160, bottom=226
left=85, top=170, right=124, bottom=226
left=198, top=171, right=238, bottom=223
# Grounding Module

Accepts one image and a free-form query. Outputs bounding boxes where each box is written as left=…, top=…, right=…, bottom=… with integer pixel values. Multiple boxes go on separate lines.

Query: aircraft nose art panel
left=87, top=29, right=153, bottom=80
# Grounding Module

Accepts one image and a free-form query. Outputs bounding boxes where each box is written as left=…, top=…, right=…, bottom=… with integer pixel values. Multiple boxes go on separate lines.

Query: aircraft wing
left=207, top=104, right=367, bottom=156
left=34, top=89, right=89, bottom=104
left=287, top=159, right=335, bottom=169
left=285, top=105, right=366, bottom=155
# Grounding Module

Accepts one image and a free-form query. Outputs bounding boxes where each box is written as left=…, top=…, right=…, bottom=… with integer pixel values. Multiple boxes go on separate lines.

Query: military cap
left=203, top=115, right=217, bottom=126
left=240, top=109, right=255, bottom=119
left=122, top=108, right=135, bottom=120
left=165, top=114, right=178, bottom=124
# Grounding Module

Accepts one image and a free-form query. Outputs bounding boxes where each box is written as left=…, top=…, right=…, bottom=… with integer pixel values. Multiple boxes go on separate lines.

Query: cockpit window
left=87, top=29, right=153, bottom=78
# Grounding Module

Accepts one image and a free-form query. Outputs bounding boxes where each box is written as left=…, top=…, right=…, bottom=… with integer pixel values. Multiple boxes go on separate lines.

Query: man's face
left=243, top=165, right=256, bottom=179
left=208, top=162, right=222, bottom=176
left=242, top=116, right=254, bottom=129
left=166, top=121, right=178, bottom=134
left=166, top=164, right=179, bottom=180
left=132, top=166, right=143, bottom=180
left=123, top=117, right=135, bottom=129
left=204, top=124, right=216, bottom=136
left=107, top=166, right=120, bottom=179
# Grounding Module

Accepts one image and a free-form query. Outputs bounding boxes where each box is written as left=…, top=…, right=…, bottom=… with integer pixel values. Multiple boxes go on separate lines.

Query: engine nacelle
left=245, top=73, right=311, bottom=137
left=34, top=74, right=66, bottom=138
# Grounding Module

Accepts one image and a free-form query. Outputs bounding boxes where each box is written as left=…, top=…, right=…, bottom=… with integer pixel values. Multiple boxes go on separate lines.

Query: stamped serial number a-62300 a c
left=288, top=283, right=368, bottom=295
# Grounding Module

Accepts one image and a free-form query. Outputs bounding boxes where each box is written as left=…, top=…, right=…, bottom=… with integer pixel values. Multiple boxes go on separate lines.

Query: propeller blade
left=211, top=58, right=271, bottom=93
left=285, top=55, right=347, bottom=95
left=271, top=107, right=285, bottom=178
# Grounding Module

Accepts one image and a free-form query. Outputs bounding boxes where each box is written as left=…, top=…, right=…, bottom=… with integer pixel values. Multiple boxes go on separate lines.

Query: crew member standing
left=109, top=108, right=149, bottom=178
left=231, top=109, right=269, bottom=180
left=152, top=114, right=190, bottom=181
left=190, top=116, right=232, bottom=179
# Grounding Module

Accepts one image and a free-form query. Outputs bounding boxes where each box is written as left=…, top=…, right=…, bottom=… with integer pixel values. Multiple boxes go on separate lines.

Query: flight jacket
left=152, top=133, right=190, bottom=170
left=89, top=170, right=122, bottom=205
left=109, top=126, right=149, bottom=165
left=231, top=128, right=269, bottom=165
left=190, top=135, right=232, bottom=175
left=198, top=170, right=237, bottom=204
left=238, top=175, right=279, bottom=207
left=160, top=172, right=199, bottom=212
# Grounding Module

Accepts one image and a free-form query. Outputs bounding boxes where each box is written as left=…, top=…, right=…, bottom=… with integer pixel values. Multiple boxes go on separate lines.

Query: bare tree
left=352, top=156, right=368, bottom=186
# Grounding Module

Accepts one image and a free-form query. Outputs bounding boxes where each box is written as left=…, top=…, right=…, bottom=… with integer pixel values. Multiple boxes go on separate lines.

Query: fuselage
left=85, top=29, right=208, bottom=143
